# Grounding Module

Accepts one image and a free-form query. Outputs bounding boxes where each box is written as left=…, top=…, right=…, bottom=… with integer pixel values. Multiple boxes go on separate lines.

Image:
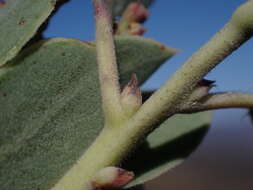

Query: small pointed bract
left=121, top=74, right=142, bottom=118
left=190, top=79, right=216, bottom=101
left=91, top=167, right=134, bottom=189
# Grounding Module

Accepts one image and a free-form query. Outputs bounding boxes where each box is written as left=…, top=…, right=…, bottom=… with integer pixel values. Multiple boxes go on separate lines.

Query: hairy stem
left=181, top=92, right=253, bottom=113
left=51, top=127, right=135, bottom=190
left=93, top=0, right=125, bottom=125
left=128, top=1, right=253, bottom=130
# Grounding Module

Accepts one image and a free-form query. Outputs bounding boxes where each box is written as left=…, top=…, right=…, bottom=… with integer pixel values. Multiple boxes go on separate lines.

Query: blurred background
left=44, top=0, right=253, bottom=189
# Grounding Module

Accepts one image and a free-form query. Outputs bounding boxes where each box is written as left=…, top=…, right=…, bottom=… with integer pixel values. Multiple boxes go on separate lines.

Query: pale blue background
left=44, top=1, right=253, bottom=189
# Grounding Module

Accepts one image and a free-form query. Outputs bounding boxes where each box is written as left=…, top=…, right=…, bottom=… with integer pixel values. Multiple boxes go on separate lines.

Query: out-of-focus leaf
left=123, top=112, right=211, bottom=187
left=0, top=36, right=176, bottom=190
left=117, top=36, right=178, bottom=86
left=112, top=0, right=155, bottom=17
left=0, top=0, right=63, bottom=66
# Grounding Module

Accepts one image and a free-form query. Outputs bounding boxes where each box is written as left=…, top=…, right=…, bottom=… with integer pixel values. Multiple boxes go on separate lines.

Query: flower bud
left=129, top=22, right=146, bottom=35
left=123, top=2, right=149, bottom=23
left=190, top=79, right=215, bottom=101
left=121, top=74, right=142, bottom=118
left=0, top=1, right=6, bottom=8
left=91, top=166, right=134, bottom=189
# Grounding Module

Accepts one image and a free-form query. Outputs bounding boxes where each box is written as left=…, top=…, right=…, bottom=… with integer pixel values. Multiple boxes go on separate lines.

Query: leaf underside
left=0, top=36, right=175, bottom=190
left=124, top=112, right=211, bottom=188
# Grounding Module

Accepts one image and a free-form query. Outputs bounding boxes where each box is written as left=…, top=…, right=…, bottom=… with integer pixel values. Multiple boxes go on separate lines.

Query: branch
left=93, top=0, right=125, bottom=125
left=50, top=2, right=253, bottom=190
left=128, top=0, right=253, bottom=130
left=180, top=92, right=253, bottom=113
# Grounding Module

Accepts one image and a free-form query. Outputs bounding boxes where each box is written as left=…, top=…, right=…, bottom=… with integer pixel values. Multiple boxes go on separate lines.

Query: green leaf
left=0, top=0, right=63, bottom=66
left=112, top=0, right=155, bottom=17
left=0, top=36, right=176, bottom=190
left=123, top=112, right=211, bottom=187
left=117, top=36, right=178, bottom=86
left=25, top=0, right=69, bottom=47
left=0, top=38, right=101, bottom=190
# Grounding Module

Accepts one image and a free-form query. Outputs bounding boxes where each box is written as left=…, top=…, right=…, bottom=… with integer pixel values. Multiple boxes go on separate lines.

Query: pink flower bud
left=121, top=74, right=142, bottom=117
left=91, top=167, right=134, bottom=189
left=0, top=1, right=6, bottom=8
left=124, top=2, right=149, bottom=23
left=129, top=22, right=146, bottom=35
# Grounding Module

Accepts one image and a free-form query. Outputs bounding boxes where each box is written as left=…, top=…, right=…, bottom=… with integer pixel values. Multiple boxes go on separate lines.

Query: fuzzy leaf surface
left=117, top=36, right=177, bottom=86
left=123, top=112, right=211, bottom=187
left=0, top=36, right=175, bottom=190
left=0, top=0, right=61, bottom=66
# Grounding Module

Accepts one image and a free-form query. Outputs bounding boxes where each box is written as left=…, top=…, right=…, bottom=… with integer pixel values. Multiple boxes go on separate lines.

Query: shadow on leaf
left=122, top=120, right=209, bottom=187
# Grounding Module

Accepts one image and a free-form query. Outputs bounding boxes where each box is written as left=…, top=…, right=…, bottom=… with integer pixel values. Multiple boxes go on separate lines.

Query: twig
left=180, top=92, right=253, bottom=113
left=50, top=1, right=253, bottom=190
left=128, top=0, right=253, bottom=130
left=93, top=0, right=125, bottom=125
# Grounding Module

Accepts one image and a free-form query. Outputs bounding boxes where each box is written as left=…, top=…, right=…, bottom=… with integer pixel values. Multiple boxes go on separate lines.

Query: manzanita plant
left=0, top=0, right=253, bottom=190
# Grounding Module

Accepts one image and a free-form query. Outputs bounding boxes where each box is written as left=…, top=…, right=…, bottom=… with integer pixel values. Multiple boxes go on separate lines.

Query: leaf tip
left=161, top=44, right=180, bottom=56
